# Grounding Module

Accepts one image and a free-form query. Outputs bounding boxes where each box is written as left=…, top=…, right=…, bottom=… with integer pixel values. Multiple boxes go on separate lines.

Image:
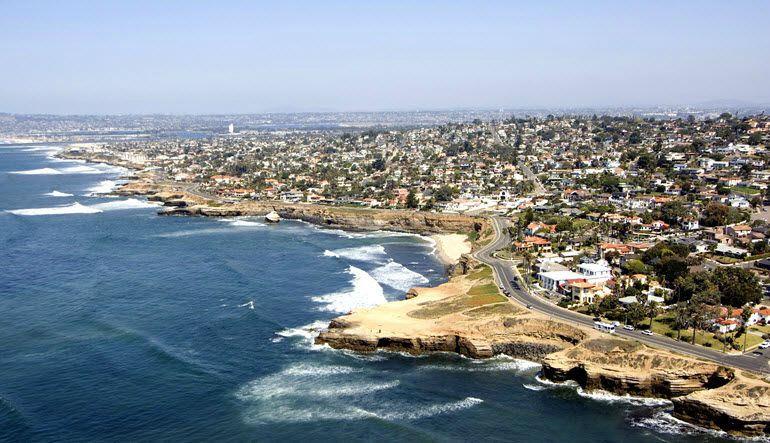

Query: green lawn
left=649, top=312, right=764, bottom=351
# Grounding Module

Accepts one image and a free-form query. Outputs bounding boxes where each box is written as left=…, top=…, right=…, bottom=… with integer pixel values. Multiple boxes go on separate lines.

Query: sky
left=0, top=0, right=769, bottom=114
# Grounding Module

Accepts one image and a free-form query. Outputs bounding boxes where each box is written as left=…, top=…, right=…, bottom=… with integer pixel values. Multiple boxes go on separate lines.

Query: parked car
left=623, top=325, right=635, bottom=331
left=642, top=330, right=653, bottom=336
left=760, top=341, right=770, bottom=349
left=526, top=304, right=533, bottom=309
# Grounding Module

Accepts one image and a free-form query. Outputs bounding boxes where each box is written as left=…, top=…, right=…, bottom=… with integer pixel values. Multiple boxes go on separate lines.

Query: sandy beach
left=431, top=233, right=472, bottom=265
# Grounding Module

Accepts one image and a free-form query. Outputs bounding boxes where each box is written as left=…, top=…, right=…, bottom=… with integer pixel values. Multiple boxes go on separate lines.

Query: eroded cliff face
left=672, top=375, right=770, bottom=437
left=314, top=264, right=587, bottom=361
left=114, top=181, right=487, bottom=235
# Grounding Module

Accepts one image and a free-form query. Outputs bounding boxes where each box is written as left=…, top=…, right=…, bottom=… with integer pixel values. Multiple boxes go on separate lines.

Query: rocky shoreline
left=315, top=258, right=770, bottom=438
left=59, top=148, right=769, bottom=437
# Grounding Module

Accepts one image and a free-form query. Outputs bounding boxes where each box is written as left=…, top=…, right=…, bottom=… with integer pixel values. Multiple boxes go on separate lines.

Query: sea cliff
left=315, top=257, right=770, bottom=437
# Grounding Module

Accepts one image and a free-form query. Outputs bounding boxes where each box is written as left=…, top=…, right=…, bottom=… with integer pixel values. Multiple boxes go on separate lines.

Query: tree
left=654, top=256, right=690, bottom=285
left=406, top=189, right=419, bottom=209
left=622, top=259, right=650, bottom=275
left=433, top=185, right=457, bottom=202
left=711, top=267, right=762, bottom=307
left=625, top=302, right=646, bottom=327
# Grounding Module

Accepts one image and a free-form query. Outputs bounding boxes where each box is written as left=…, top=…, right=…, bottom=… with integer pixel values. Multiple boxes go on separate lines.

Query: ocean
left=0, top=144, right=739, bottom=442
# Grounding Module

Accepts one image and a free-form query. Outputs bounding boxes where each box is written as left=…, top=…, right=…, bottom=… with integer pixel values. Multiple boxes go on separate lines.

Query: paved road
left=474, top=216, right=770, bottom=375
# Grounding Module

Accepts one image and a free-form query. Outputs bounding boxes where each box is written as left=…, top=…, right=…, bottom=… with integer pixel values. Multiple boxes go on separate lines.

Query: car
left=623, top=325, right=635, bottom=331
left=592, top=317, right=601, bottom=322
left=760, top=342, right=770, bottom=349
left=752, top=351, right=764, bottom=356
left=503, top=290, right=510, bottom=296
left=641, top=330, right=653, bottom=336
left=499, top=285, right=504, bottom=289
left=526, top=304, right=533, bottom=309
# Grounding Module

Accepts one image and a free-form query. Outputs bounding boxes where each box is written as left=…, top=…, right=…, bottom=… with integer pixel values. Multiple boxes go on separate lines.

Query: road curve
left=474, top=216, right=770, bottom=375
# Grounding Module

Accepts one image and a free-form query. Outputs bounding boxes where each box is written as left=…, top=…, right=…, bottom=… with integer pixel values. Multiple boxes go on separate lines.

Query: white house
left=577, top=263, right=612, bottom=284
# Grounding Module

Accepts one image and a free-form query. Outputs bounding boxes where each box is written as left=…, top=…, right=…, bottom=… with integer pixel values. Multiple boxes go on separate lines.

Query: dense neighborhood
left=61, top=112, right=770, bottom=352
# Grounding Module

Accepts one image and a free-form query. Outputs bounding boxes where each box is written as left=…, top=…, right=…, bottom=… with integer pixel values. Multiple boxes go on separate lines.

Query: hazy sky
left=1, top=0, right=769, bottom=114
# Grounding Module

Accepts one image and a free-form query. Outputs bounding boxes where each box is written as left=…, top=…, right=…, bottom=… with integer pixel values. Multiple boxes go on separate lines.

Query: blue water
left=0, top=145, right=737, bottom=442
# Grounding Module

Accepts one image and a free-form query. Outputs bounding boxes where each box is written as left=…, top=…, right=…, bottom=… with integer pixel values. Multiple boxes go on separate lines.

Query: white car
left=760, top=342, right=770, bottom=349
left=623, top=325, right=635, bottom=331
left=642, top=330, right=653, bottom=336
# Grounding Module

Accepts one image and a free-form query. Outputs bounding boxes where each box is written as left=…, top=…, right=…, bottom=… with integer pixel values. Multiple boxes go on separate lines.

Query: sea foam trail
left=311, top=266, right=386, bottom=313
left=236, top=362, right=483, bottom=425
left=369, top=261, right=429, bottom=292
left=322, top=244, right=387, bottom=262
left=44, top=191, right=73, bottom=197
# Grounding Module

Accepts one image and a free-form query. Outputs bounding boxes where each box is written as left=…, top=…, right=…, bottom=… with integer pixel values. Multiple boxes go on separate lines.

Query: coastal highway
left=474, top=216, right=770, bottom=375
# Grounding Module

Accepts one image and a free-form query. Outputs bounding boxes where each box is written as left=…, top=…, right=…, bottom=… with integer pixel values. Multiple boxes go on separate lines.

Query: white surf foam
left=23, top=147, right=61, bottom=152
left=226, top=219, right=265, bottom=227
left=59, top=165, right=104, bottom=174
left=369, top=260, right=429, bottom=292
left=380, top=397, right=483, bottom=420
left=322, top=244, right=387, bottom=262
left=10, top=167, right=62, bottom=175
left=6, top=202, right=103, bottom=216
left=85, top=180, right=120, bottom=195
left=627, top=410, right=764, bottom=441
left=275, top=320, right=330, bottom=344
left=90, top=198, right=160, bottom=211
left=523, top=384, right=546, bottom=391
left=576, top=387, right=672, bottom=407
left=44, top=190, right=73, bottom=197
left=236, top=362, right=482, bottom=425
left=311, top=266, right=386, bottom=313
left=421, top=356, right=541, bottom=373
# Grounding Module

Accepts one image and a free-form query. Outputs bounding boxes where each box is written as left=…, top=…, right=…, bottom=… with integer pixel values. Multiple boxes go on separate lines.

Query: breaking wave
left=576, top=387, right=672, bottom=407
left=44, top=190, right=73, bottom=197
left=7, top=199, right=159, bottom=216
left=86, top=180, right=120, bottom=195
left=10, top=167, right=62, bottom=175
left=311, top=266, right=386, bottom=313
left=322, top=245, right=387, bottom=262
left=6, top=202, right=103, bottom=216
left=369, top=260, right=429, bottom=292
left=90, top=199, right=161, bottom=211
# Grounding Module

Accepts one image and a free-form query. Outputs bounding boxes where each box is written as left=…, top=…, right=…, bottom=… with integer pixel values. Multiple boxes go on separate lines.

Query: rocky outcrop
left=541, top=338, right=734, bottom=399
left=156, top=201, right=486, bottom=234
left=672, top=375, right=770, bottom=437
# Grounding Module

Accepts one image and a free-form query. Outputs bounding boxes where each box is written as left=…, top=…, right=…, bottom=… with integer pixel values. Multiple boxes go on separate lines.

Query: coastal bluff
left=315, top=259, right=770, bottom=437
left=115, top=181, right=487, bottom=235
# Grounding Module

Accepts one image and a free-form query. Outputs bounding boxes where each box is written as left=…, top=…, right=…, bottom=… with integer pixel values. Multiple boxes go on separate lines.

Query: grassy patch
left=465, top=231, right=480, bottom=242
left=464, top=302, right=521, bottom=318
left=650, top=313, right=765, bottom=351
left=730, top=186, right=761, bottom=195
left=408, top=264, right=510, bottom=319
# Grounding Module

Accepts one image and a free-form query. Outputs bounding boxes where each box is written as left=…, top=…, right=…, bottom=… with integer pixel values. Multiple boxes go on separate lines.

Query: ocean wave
left=90, top=198, right=160, bottom=211
left=10, top=165, right=106, bottom=175
left=369, top=260, right=429, bottom=292
left=85, top=180, right=120, bottom=195
left=627, top=410, right=767, bottom=441
left=311, top=266, right=386, bottom=313
left=44, top=190, right=73, bottom=197
left=220, top=218, right=265, bottom=228
left=6, top=202, right=103, bottom=216
left=23, top=146, right=61, bottom=152
left=534, top=374, right=580, bottom=388
left=420, top=356, right=541, bottom=373
left=274, top=320, right=330, bottom=345
left=523, top=384, right=546, bottom=391
left=322, top=244, right=387, bottom=262
left=7, top=199, right=158, bottom=216
left=576, top=387, right=672, bottom=407
left=10, top=167, right=62, bottom=175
